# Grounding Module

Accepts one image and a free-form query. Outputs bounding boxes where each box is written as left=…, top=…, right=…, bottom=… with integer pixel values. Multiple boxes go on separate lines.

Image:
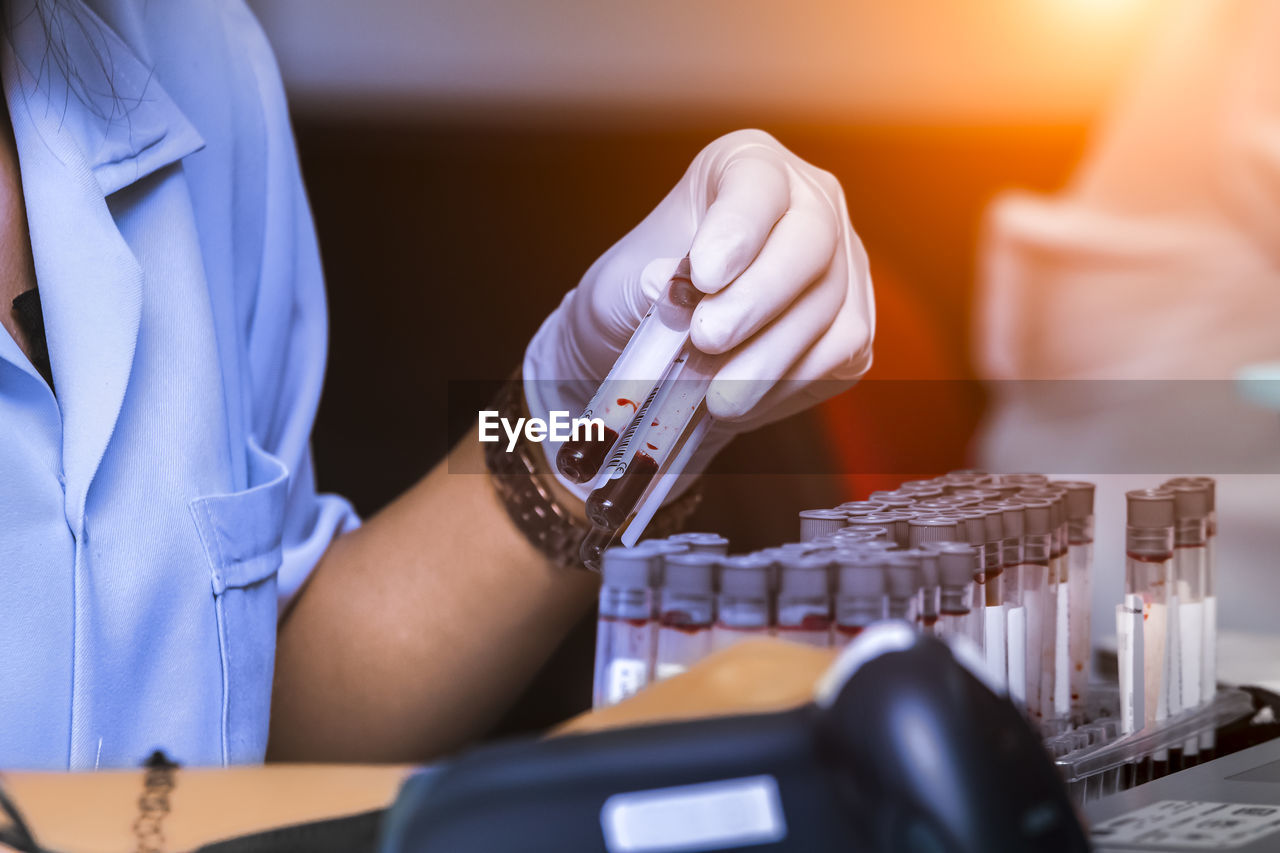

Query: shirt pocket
left=189, top=437, right=290, bottom=764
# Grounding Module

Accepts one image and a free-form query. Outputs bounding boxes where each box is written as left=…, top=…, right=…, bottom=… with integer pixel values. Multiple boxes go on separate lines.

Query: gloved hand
left=524, top=129, right=874, bottom=496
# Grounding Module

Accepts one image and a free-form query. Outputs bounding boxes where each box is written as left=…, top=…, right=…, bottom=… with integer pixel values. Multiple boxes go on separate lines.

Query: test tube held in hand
left=557, top=257, right=703, bottom=483
left=585, top=349, right=716, bottom=531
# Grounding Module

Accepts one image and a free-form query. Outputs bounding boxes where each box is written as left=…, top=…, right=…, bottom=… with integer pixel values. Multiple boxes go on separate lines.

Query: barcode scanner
left=378, top=623, right=1089, bottom=853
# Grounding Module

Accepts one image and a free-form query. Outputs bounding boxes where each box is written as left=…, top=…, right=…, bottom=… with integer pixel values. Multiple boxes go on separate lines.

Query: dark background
left=297, top=117, right=1087, bottom=735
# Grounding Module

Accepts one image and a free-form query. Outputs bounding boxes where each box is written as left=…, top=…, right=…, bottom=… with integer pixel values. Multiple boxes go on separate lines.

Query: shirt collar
left=3, top=0, right=205, bottom=196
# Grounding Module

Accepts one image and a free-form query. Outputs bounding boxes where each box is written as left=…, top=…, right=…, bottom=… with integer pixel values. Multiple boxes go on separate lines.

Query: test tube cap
left=719, top=556, right=770, bottom=598
left=953, top=488, right=1005, bottom=503
left=954, top=512, right=987, bottom=546
left=601, top=546, right=660, bottom=589
left=834, top=523, right=885, bottom=537
left=992, top=501, right=1026, bottom=538
left=898, top=485, right=945, bottom=500
left=884, top=550, right=923, bottom=598
left=779, top=554, right=831, bottom=598
left=1126, top=488, right=1176, bottom=528
left=846, top=513, right=898, bottom=528
left=1021, top=499, right=1053, bottom=535
left=908, top=517, right=959, bottom=548
left=1054, top=481, right=1096, bottom=521
left=937, top=543, right=978, bottom=587
left=662, top=551, right=719, bottom=594
left=1019, top=487, right=1066, bottom=522
left=668, top=532, right=730, bottom=554
left=799, top=508, right=850, bottom=542
left=1004, top=472, right=1049, bottom=487
left=979, top=506, right=1005, bottom=544
left=835, top=500, right=886, bottom=516
left=838, top=539, right=899, bottom=554
left=837, top=563, right=887, bottom=597
left=946, top=469, right=989, bottom=480
left=1170, top=482, right=1211, bottom=520
left=866, top=496, right=917, bottom=511
left=1164, top=476, right=1216, bottom=512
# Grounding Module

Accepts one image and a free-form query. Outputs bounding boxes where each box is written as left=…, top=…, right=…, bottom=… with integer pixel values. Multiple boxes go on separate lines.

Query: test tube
left=1057, top=481, right=1096, bottom=717
left=959, top=508, right=1007, bottom=693
left=991, top=502, right=1027, bottom=708
left=1018, top=500, right=1053, bottom=721
left=1166, top=476, right=1217, bottom=710
left=1171, top=482, right=1211, bottom=761
left=1021, top=488, right=1070, bottom=720
left=776, top=553, right=833, bottom=648
left=713, top=555, right=772, bottom=652
left=936, top=543, right=980, bottom=648
left=834, top=552, right=888, bottom=646
left=593, top=546, right=661, bottom=708
left=799, top=508, right=849, bottom=543
left=915, top=543, right=947, bottom=635
left=557, top=257, right=703, bottom=483
left=585, top=349, right=716, bottom=531
left=1122, top=489, right=1175, bottom=733
left=884, top=550, right=923, bottom=622
left=654, top=551, right=718, bottom=681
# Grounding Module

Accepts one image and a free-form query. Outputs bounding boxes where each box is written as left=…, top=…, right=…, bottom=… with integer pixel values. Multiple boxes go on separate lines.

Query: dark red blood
left=940, top=608, right=970, bottom=617
left=601, top=616, right=649, bottom=628
left=586, top=451, right=659, bottom=529
left=836, top=624, right=865, bottom=638
left=921, top=614, right=938, bottom=627
left=556, top=424, right=620, bottom=484
left=1127, top=552, right=1172, bottom=563
left=646, top=443, right=657, bottom=450
left=779, top=614, right=831, bottom=632
left=661, top=610, right=710, bottom=632
left=617, top=398, right=636, bottom=410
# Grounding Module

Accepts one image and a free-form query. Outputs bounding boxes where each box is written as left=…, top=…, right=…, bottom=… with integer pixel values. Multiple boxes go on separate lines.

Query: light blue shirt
left=0, top=0, right=358, bottom=768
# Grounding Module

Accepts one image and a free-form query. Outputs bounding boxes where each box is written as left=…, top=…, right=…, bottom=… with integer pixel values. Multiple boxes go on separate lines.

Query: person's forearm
left=0, top=765, right=411, bottom=853
left=268, top=425, right=598, bottom=762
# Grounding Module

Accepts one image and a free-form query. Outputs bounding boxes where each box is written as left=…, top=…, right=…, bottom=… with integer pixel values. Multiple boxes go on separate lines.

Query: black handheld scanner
left=379, top=623, right=1089, bottom=853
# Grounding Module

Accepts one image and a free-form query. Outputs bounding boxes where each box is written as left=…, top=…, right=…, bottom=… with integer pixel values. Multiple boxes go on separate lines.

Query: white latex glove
left=524, top=129, right=874, bottom=496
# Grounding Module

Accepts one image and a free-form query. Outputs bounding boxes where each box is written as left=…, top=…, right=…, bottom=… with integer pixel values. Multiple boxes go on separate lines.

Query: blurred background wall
left=246, top=0, right=1168, bottom=734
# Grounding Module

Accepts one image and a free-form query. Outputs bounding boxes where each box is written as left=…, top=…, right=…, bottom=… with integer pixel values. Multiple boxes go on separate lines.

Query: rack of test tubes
left=592, top=472, right=1247, bottom=805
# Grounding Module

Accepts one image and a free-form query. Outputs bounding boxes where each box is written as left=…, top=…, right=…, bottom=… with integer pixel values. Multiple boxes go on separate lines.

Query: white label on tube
left=601, top=775, right=787, bottom=853
left=1117, top=596, right=1144, bottom=736
left=1179, top=600, right=1204, bottom=712
left=1164, top=594, right=1181, bottom=719
left=1007, top=606, right=1027, bottom=710
left=1202, top=595, right=1217, bottom=703
left=984, top=605, right=1007, bottom=694
left=606, top=659, right=649, bottom=706
left=1144, top=599, right=1166, bottom=728
left=1023, top=583, right=1045, bottom=718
